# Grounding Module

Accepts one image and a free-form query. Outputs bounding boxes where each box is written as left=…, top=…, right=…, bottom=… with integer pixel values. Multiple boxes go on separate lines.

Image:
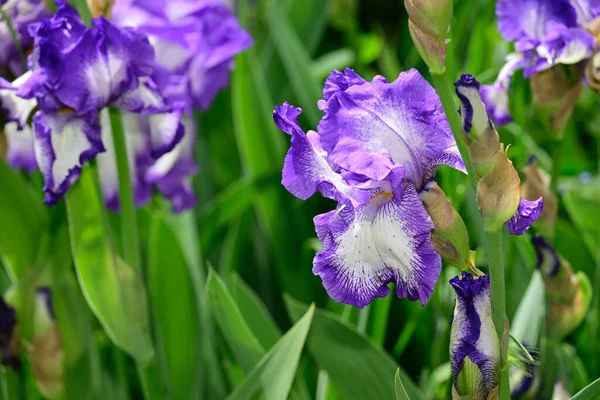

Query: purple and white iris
left=112, top=0, right=253, bottom=112
left=483, top=0, right=600, bottom=125
left=450, top=272, right=500, bottom=398
left=0, top=0, right=48, bottom=76
left=274, top=68, right=466, bottom=308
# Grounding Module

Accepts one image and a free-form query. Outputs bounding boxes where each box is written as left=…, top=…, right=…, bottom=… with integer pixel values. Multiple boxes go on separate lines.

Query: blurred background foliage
left=0, top=0, right=599, bottom=399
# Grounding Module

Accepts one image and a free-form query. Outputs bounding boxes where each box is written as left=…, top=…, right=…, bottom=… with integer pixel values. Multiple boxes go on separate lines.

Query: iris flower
left=1, top=2, right=186, bottom=209
left=450, top=272, right=500, bottom=399
left=274, top=68, right=465, bottom=308
left=482, top=0, right=600, bottom=125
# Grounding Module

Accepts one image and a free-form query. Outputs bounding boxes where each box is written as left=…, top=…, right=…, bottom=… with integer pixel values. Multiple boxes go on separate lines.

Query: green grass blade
left=394, top=369, right=411, bottom=400
left=227, top=305, right=315, bottom=400
left=571, top=377, right=600, bottom=400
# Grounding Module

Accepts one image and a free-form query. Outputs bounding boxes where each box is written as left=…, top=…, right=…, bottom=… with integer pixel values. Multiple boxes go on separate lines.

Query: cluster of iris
left=0, top=0, right=252, bottom=211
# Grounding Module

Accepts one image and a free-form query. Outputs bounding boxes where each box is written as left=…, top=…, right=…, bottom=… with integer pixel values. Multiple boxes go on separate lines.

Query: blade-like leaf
left=571, top=377, right=600, bottom=400
left=285, top=295, right=423, bottom=400
left=227, top=305, right=315, bottom=400
left=65, top=167, right=153, bottom=362
left=395, top=369, right=411, bottom=400
left=148, top=214, right=202, bottom=400
left=511, top=271, right=544, bottom=345
left=0, top=161, right=47, bottom=280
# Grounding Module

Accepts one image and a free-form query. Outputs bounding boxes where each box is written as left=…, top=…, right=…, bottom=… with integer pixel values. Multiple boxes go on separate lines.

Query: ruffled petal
left=450, top=273, right=500, bottom=397
left=569, top=0, right=600, bottom=24
left=5, top=122, right=37, bottom=173
left=496, top=0, right=577, bottom=42
left=96, top=109, right=153, bottom=211
left=274, top=102, right=369, bottom=205
left=504, top=196, right=544, bottom=235
left=312, top=182, right=440, bottom=308
left=145, top=116, right=197, bottom=213
left=318, top=68, right=459, bottom=188
left=530, top=27, right=595, bottom=75
left=321, top=68, right=367, bottom=104
left=0, top=72, right=37, bottom=129
left=32, top=110, right=104, bottom=205
left=480, top=53, right=527, bottom=126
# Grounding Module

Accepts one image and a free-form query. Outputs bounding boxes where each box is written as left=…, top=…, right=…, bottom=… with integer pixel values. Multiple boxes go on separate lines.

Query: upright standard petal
left=33, top=110, right=104, bottom=205
left=450, top=273, right=500, bottom=399
left=318, top=68, right=463, bottom=187
left=313, top=180, right=440, bottom=308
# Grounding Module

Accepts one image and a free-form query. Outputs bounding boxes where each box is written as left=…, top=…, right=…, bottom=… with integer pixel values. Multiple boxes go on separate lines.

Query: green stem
left=431, top=72, right=510, bottom=400
left=108, top=108, right=141, bottom=272
left=0, top=7, right=27, bottom=72
left=430, top=73, right=479, bottom=189
left=550, top=139, right=563, bottom=194
left=136, top=360, right=164, bottom=400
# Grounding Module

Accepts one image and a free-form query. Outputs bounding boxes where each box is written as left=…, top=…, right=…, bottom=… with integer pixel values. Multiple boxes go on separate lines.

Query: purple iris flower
left=273, top=68, right=465, bottom=308
left=450, top=272, right=500, bottom=398
left=0, top=0, right=48, bottom=77
left=112, top=0, right=253, bottom=112
left=0, top=1, right=190, bottom=211
left=483, top=0, right=600, bottom=125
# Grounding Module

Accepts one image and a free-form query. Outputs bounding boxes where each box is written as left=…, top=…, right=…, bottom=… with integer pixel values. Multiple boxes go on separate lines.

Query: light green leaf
left=0, top=161, right=47, bottom=281
left=395, top=369, right=411, bottom=400
left=65, top=167, right=153, bottom=362
left=285, top=295, right=423, bottom=400
left=571, top=377, right=600, bottom=400
left=148, top=214, right=202, bottom=400
left=511, top=271, right=544, bottom=345
left=227, top=305, right=315, bottom=400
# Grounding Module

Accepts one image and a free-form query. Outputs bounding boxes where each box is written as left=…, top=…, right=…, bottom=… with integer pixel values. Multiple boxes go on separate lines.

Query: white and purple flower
left=112, top=0, right=253, bottom=112
left=0, top=1, right=191, bottom=211
left=483, top=0, right=600, bottom=125
left=450, top=272, right=500, bottom=399
left=274, top=68, right=466, bottom=308
left=0, top=0, right=48, bottom=76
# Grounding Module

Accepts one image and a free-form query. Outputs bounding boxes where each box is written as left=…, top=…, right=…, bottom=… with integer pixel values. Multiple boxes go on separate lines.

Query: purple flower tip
left=532, top=235, right=560, bottom=276
left=455, top=74, right=481, bottom=89
left=505, top=196, right=544, bottom=235
left=450, top=272, right=490, bottom=301
left=527, top=154, right=537, bottom=165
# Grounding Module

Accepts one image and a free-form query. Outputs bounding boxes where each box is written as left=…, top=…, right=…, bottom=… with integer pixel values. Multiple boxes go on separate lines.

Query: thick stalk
left=431, top=72, right=510, bottom=400
left=550, top=139, right=563, bottom=194
left=108, top=108, right=141, bottom=272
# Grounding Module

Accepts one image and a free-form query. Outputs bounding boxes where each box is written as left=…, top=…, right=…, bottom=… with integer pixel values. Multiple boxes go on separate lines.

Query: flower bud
left=405, top=0, right=452, bottom=74
left=87, top=0, right=114, bottom=18
left=522, top=156, right=557, bottom=237
left=454, top=75, right=502, bottom=178
left=0, top=297, right=20, bottom=370
left=31, top=288, right=64, bottom=400
left=450, top=273, right=500, bottom=400
left=585, top=52, right=600, bottom=91
left=476, top=146, right=521, bottom=232
left=419, top=181, right=470, bottom=270
left=530, top=67, right=582, bottom=135
left=532, top=237, right=592, bottom=341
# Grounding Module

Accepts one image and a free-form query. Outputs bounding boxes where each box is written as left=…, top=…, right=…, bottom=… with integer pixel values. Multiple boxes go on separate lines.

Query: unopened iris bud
left=87, top=0, right=114, bottom=18
left=419, top=181, right=470, bottom=270
left=532, top=237, right=592, bottom=341
left=522, top=156, right=557, bottom=237
left=530, top=67, right=582, bottom=135
left=404, top=0, right=452, bottom=74
left=455, top=75, right=501, bottom=178
left=0, top=297, right=20, bottom=370
left=31, top=288, right=64, bottom=400
left=450, top=273, right=500, bottom=400
left=585, top=52, right=600, bottom=92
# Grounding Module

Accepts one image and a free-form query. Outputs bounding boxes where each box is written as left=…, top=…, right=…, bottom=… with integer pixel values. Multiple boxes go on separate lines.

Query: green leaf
left=287, top=0, right=330, bottom=53
left=230, top=273, right=281, bottom=350
left=148, top=214, right=202, bottom=400
left=227, top=305, right=315, bottom=400
left=510, top=271, right=544, bottom=345
left=571, top=377, right=600, bottom=400
left=285, top=295, right=423, bottom=400
left=206, top=269, right=264, bottom=371
left=394, top=369, right=411, bottom=400
left=0, top=161, right=47, bottom=280
left=65, top=167, right=153, bottom=362
left=563, top=177, right=600, bottom=259
left=267, top=4, right=322, bottom=126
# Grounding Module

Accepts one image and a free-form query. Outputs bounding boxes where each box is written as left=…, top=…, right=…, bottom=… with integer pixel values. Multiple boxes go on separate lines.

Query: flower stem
left=550, top=139, right=563, bottom=194
left=0, top=7, right=27, bottom=72
left=431, top=72, right=511, bottom=400
left=108, top=108, right=141, bottom=272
